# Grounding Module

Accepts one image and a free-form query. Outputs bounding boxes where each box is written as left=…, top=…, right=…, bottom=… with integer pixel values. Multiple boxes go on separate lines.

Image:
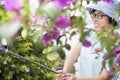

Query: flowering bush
left=0, top=0, right=88, bottom=79
left=0, top=0, right=120, bottom=79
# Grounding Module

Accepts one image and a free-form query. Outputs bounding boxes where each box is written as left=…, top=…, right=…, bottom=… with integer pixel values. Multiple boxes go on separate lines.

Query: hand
left=56, top=70, right=68, bottom=80
left=66, top=73, right=78, bottom=80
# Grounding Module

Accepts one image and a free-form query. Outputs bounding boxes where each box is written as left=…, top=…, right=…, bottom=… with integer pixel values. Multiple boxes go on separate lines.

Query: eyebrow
left=93, top=13, right=106, bottom=15
left=94, top=10, right=105, bottom=14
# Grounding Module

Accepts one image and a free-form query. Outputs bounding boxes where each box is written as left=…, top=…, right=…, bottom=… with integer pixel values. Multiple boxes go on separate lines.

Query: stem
left=6, top=50, right=57, bottom=73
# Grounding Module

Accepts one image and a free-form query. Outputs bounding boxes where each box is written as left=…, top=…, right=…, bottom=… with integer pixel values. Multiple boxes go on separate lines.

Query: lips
left=94, top=23, right=99, bottom=28
left=94, top=23, right=101, bottom=31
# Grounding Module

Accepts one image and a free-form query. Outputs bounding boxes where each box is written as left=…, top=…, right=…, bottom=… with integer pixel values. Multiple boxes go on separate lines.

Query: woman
left=56, top=0, right=120, bottom=80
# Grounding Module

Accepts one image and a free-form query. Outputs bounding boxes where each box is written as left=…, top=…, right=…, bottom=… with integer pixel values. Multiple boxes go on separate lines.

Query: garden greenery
left=0, top=0, right=120, bottom=80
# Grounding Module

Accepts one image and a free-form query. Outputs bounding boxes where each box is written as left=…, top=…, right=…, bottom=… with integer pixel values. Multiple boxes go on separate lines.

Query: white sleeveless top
left=74, top=31, right=117, bottom=80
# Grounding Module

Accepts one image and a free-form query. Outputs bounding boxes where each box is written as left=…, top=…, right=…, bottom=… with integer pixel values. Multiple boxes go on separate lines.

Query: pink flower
left=82, top=40, right=91, bottom=47
left=103, top=0, right=113, bottom=3
left=31, top=15, right=48, bottom=27
left=95, top=47, right=101, bottom=52
left=4, top=0, right=23, bottom=13
left=102, top=54, right=107, bottom=59
left=108, top=69, right=115, bottom=76
left=54, top=16, right=70, bottom=29
left=53, top=0, right=76, bottom=9
left=40, top=0, right=44, bottom=5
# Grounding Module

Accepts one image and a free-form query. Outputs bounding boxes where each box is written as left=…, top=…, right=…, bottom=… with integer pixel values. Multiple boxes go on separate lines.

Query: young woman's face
left=91, top=10, right=112, bottom=32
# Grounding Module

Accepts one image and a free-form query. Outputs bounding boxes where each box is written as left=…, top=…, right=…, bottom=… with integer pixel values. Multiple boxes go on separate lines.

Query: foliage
left=0, top=0, right=83, bottom=79
left=0, top=30, right=59, bottom=80
left=0, top=5, right=10, bottom=24
left=0, top=0, right=120, bottom=79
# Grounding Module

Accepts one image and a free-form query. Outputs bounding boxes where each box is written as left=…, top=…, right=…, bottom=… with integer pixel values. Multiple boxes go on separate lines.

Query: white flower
left=3, top=61, right=7, bottom=65
left=25, top=68, right=30, bottom=72
left=117, top=0, right=120, bottom=2
left=11, top=64, right=16, bottom=68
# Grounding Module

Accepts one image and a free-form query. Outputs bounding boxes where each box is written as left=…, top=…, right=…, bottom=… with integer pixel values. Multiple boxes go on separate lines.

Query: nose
left=92, top=17, right=99, bottom=23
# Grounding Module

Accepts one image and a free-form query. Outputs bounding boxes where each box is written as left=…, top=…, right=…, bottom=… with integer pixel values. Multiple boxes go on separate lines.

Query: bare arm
left=63, top=42, right=82, bottom=73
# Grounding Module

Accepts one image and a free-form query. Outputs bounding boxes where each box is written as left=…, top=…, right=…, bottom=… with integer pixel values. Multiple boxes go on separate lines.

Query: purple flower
left=110, top=53, right=117, bottom=58
left=54, top=16, right=70, bottom=29
left=103, top=0, right=113, bottom=3
left=31, top=15, right=48, bottom=27
left=116, top=64, right=120, bottom=68
left=42, top=33, right=52, bottom=45
left=38, top=17, right=48, bottom=25
left=0, top=44, right=7, bottom=52
left=82, top=40, right=91, bottom=47
left=50, top=27, right=60, bottom=40
left=114, top=46, right=120, bottom=54
left=116, top=55, right=120, bottom=66
left=95, top=47, right=101, bottom=52
left=40, top=0, right=44, bottom=5
left=42, top=27, right=60, bottom=46
left=53, top=0, right=76, bottom=9
left=108, top=69, right=115, bottom=75
left=102, top=54, right=107, bottom=59
left=4, top=0, right=23, bottom=13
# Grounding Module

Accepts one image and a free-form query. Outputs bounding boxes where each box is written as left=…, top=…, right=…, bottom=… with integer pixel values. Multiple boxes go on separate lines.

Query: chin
left=95, top=27, right=100, bottom=32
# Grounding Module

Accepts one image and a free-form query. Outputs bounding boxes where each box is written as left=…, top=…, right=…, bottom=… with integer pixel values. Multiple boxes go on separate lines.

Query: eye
left=97, top=14, right=103, bottom=18
left=90, top=13, right=107, bottom=19
left=90, top=14, right=96, bottom=18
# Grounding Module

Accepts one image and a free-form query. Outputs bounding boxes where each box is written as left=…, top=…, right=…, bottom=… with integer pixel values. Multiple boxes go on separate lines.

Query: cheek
left=94, top=20, right=109, bottom=32
left=99, top=20, right=109, bottom=27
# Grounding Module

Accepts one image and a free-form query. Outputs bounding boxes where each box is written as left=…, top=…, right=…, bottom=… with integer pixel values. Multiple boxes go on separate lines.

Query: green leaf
left=47, top=53, right=59, bottom=61
left=37, top=2, right=58, bottom=21
left=33, top=29, right=44, bottom=42
left=21, top=29, right=28, bottom=38
left=64, top=44, right=71, bottom=50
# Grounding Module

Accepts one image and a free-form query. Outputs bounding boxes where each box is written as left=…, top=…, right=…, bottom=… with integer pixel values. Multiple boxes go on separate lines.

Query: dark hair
left=90, top=9, right=118, bottom=26
left=89, top=9, right=96, bottom=14
left=108, top=17, right=118, bottom=26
